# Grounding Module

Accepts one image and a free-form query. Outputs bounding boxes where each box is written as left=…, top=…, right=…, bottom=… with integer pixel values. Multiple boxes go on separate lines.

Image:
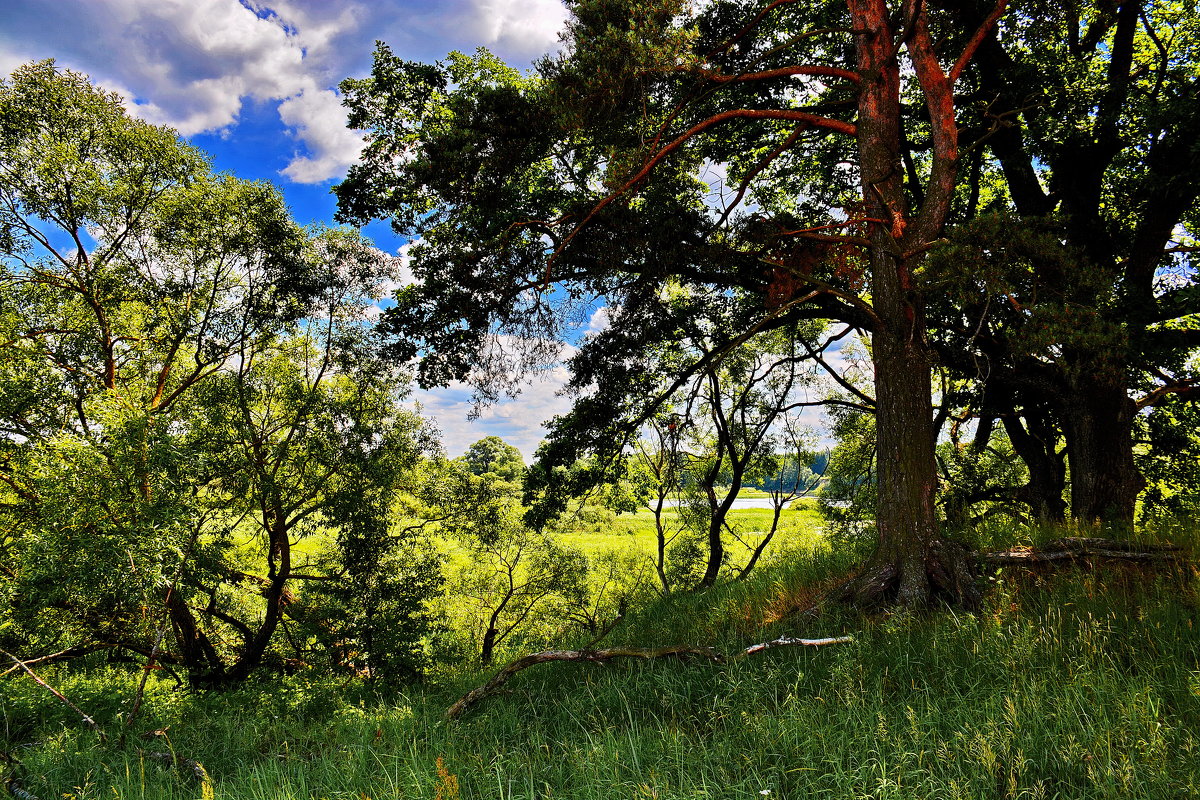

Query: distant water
left=647, top=496, right=807, bottom=511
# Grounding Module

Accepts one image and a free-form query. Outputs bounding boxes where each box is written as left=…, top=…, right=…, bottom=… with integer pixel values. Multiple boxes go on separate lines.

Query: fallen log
left=739, top=635, right=855, bottom=657
left=984, top=537, right=1182, bottom=566
left=447, top=635, right=852, bottom=720
left=2, top=750, right=40, bottom=800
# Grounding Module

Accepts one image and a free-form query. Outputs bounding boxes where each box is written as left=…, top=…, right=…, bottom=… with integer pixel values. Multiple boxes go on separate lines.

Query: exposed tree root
left=838, top=539, right=981, bottom=610
left=447, top=636, right=852, bottom=720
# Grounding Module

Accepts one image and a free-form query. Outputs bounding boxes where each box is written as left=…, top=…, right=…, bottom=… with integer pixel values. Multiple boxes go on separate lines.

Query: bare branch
left=950, top=0, right=1008, bottom=86
left=694, top=65, right=860, bottom=85
left=0, top=647, right=103, bottom=736
left=550, top=109, right=855, bottom=276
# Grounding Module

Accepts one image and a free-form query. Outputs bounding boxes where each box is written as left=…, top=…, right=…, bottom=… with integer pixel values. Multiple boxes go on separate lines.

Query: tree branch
left=949, top=0, right=1008, bottom=86
left=551, top=109, right=855, bottom=274
left=446, top=632, right=852, bottom=720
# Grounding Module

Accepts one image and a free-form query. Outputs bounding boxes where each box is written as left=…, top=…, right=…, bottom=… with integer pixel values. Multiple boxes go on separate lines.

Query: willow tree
left=337, top=0, right=1005, bottom=606
left=0, top=62, right=437, bottom=684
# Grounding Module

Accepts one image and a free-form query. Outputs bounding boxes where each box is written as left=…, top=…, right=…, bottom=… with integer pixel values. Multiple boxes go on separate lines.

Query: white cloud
left=468, top=0, right=568, bottom=55
left=1, top=1, right=572, bottom=184
left=583, top=304, right=613, bottom=337
left=412, top=365, right=574, bottom=462
left=0, top=0, right=363, bottom=183
left=277, top=88, right=365, bottom=182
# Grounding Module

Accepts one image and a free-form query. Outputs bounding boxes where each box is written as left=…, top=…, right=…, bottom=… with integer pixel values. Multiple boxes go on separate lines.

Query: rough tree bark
left=840, top=0, right=1000, bottom=607
left=1060, top=372, right=1146, bottom=524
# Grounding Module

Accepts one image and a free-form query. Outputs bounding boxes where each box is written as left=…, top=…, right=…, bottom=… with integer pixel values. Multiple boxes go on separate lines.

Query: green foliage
left=937, top=426, right=1030, bottom=527
left=1139, top=393, right=1200, bottom=524
left=0, top=63, right=441, bottom=686
left=818, top=404, right=877, bottom=556
left=926, top=214, right=1127, bottom=383
left=460, top=435, right=525, bottom=484
left=418, top=461, right=594, bottom=666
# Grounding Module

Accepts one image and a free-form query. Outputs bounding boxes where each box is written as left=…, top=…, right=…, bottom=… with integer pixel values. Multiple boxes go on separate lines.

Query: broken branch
left=446, top=645, right=721, bottom=720
left=984, top=537, right=1182, bottom=565
left=0, top=648, right=103, bottom=737
left=447, top=632, right=853, bottom=720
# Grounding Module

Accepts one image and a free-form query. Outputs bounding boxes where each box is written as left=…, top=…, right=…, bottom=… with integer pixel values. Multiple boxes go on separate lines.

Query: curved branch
left=447, top=645, right=721, bottom=719
left=550, top=108, right=855, bottom=273
left=694, top=65, right=860, bottom=85
left=949, top=0, right=1008, bottom=86
left=707, top=0, right=805, bottom=58
left=447, top=635, right=852, bottom=719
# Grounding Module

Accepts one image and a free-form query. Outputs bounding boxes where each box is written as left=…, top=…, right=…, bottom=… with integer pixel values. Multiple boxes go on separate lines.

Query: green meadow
left=4, top=519, right=1199, bottom=800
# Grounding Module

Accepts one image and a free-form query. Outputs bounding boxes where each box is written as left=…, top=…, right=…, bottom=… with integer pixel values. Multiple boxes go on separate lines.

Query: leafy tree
left=0, top=60, right=308, bottom=669
left=738, top=417, right=821, bottom=579
left=426, top=459, right=587, bottom=666
left=927, top=0, right=1200, bottom=522
left=629, top=416, right=691, bottom=593
left=663, top=318, right=825, bottom=588
left=462, top=435, right=526, bottom=484
left=818, top=404, right=878, bottom=557
left=0, top=62, right=439, bottom=684
left=336, top=0, right=1007, bottom=606
left=172, top=227, right=439, bottom=685
left=1138, top=390, right=1200, bottom=525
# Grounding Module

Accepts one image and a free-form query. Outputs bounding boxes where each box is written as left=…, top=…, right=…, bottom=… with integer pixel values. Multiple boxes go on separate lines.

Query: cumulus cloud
left=583, top=304, right=614, bottom=337
left=468, top=0, right=568, bottom=55
left=412, top=365, right=574, bottom=461
left=1, top=0, right=572, bottom=183
left=277, top=88, right=365, bottom=183
left=0, top=0, right=364, bottom=183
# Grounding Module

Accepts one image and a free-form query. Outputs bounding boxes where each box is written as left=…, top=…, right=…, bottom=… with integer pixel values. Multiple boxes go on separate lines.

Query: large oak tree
left=927, top=0, right=1200, bottom=523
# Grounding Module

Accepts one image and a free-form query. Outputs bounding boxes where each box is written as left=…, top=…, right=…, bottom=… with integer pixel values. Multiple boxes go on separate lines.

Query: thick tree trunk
left=844, top=245, right=978, bottom=607
left=1001, top=412, right=1067, bottom=523
left=1060, top=375, right=1145, bottom=523
left=870, top=301, right=941, bottom=603
left=840, top=0, right=985, bottom=607
left=166, top=588, right=226, bottom=687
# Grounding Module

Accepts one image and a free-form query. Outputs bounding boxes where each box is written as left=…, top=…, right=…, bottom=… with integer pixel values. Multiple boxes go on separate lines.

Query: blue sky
left=0, top=0, right=575, bottom=459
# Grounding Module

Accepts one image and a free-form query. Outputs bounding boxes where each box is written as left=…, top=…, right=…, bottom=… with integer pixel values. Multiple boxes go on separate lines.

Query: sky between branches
left=0, top=0, right=839, bottom=459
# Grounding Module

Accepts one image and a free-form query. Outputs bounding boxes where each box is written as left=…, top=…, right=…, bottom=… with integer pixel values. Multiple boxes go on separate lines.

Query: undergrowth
left=3, top=536, right=1199, bottom=799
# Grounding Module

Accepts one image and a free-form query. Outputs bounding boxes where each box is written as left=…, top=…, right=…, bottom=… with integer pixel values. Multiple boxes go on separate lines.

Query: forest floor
left=3, top=522, right=1199, bottom=799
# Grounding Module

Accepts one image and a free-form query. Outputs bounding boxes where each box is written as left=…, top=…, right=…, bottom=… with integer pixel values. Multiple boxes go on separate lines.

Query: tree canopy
left=336, top=0, right=1014, bottom=605
left=0, top=61, right=440, bottom=685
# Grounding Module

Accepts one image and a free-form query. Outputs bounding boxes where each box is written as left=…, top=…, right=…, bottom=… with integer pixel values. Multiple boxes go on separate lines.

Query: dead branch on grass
left=0, top=647, right=102, bottom=737
left=447, top=634, right=853, bottom=720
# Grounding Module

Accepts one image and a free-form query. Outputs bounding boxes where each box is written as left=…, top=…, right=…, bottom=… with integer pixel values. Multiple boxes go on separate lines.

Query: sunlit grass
left=5, top=530, right=1199, bottom=800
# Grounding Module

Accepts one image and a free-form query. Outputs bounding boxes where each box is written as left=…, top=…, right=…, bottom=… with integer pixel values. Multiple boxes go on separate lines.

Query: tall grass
left=4, top=535, right=1199, bottom=799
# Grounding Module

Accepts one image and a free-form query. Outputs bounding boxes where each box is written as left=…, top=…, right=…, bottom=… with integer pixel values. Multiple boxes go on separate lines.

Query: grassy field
left=550, top=501, right=825, bottom=561
left=4, top=526, right=1199, bottom=800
